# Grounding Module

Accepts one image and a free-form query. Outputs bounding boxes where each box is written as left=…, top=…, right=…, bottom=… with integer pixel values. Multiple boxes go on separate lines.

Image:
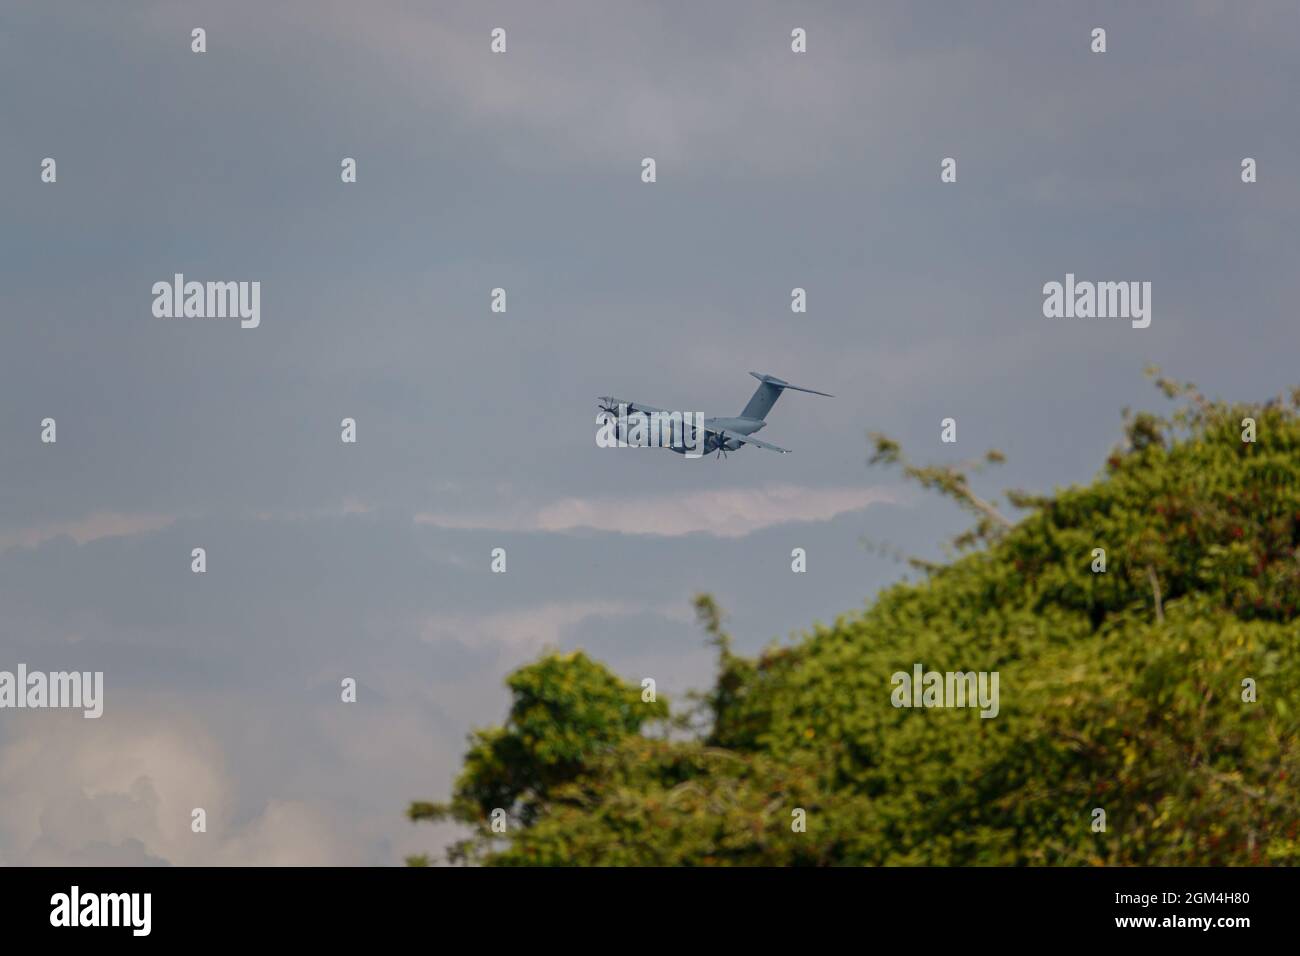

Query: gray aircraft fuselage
left=600, top=372, right=832, bottom=458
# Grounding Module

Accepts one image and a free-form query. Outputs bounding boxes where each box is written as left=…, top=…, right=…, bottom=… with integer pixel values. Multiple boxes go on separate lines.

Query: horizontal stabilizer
left=748, top=372, right=833, bottom=398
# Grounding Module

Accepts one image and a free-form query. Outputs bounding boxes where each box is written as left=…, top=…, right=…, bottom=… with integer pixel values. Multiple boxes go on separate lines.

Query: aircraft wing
left=714, top=429, right=791, bottom=454
left=597, top=397, right=669, bottom=417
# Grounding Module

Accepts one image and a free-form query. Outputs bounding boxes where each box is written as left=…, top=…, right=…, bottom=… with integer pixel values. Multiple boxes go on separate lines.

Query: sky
left=1, top=0, right=1298, bottom=864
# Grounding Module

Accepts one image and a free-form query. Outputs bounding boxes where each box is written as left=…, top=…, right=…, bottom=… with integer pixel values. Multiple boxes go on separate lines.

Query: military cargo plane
left=597, top=372, right=832, bottom=458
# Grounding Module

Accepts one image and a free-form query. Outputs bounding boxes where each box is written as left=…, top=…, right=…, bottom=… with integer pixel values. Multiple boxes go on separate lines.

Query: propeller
left=714, top=430, right=729, bottom=460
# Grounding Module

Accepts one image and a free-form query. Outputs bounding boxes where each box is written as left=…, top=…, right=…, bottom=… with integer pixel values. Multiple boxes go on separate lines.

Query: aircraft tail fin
left=740, top=372, right=833, bottom=420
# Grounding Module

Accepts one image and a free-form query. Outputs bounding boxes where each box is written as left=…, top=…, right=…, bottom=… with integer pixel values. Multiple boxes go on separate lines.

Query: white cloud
left=0, top=710, right=359, bottom=866
left=415, top=483, right=895, bottom=538
left=0, top=512, right=176, bottom=554
left=421, top=600, right=654, bottom=652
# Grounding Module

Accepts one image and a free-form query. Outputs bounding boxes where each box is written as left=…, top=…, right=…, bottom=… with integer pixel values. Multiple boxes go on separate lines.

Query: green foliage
left=411, top=375, right=1300, bottom=865
left=867, top=431, right=1011, bottom=559
left=407, top=650, right=667, bottom=864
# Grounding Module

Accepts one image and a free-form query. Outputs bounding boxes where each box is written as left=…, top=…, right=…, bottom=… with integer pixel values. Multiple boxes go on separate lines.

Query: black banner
left=0, top=866, right=1284, bottom=942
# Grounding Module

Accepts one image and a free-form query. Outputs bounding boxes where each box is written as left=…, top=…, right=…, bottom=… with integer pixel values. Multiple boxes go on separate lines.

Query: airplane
left=598, top=372, right=832, bottom=459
